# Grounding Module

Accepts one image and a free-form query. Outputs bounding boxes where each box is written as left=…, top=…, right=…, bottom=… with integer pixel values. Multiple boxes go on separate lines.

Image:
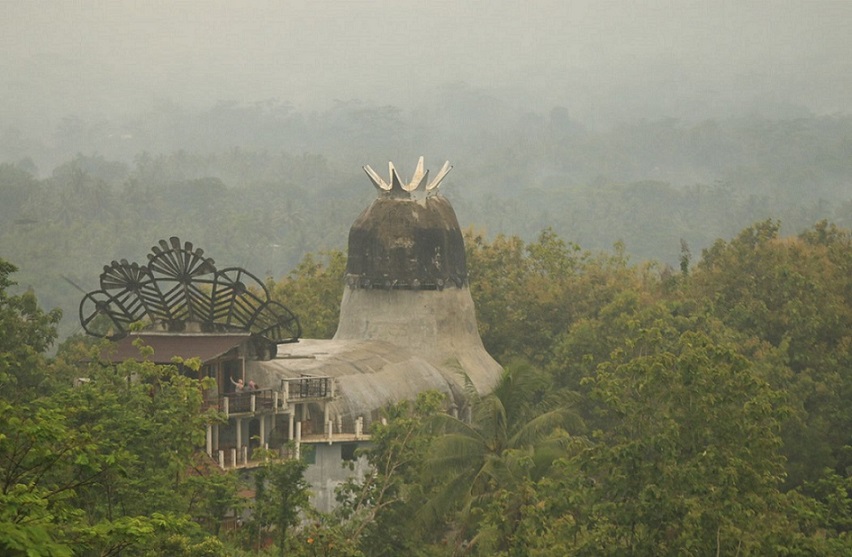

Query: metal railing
left=281, top=376, right=332, bottom=400
left=205, top=388, right=276, bottom=415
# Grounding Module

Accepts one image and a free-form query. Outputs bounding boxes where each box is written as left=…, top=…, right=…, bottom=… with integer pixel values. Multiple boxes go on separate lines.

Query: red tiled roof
left=103, top=333, right=251, bottom=364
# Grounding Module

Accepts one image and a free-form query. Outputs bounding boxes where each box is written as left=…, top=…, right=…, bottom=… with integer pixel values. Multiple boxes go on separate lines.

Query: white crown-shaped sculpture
left=363, top=156, right=452, bottom=199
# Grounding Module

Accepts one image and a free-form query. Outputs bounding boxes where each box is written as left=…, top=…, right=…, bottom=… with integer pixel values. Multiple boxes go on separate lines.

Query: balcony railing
left=203, top=377, right=335, bottom=417
left=212, top=416, right=370, bottom=470
left=281, top=376, right=333, bottom=400
left=204, top=389, right=276, bottom=415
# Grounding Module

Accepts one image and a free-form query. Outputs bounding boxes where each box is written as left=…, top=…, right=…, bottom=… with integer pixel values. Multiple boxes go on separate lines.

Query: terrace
left=204, top=375, right=372, bottom=469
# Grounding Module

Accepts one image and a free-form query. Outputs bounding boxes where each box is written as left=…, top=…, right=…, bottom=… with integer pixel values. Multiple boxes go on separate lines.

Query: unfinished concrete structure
left=249, top=158, right=503, bottom=508
left=251, top=157, right=501, bottom=422
left=86, top=158, right=502, bottom=510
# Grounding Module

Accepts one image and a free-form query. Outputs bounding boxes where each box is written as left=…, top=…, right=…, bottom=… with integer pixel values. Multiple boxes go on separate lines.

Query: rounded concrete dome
left=345, top=195, right=467, bottom=290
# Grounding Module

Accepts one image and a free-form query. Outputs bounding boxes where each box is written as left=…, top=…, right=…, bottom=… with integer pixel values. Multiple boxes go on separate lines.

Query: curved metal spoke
left=79, top=237, right=300, bottom=343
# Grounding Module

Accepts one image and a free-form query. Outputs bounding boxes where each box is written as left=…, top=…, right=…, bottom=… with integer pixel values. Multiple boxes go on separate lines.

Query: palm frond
left=508, top=406, right=584, bottom=449
left=425, top=433, right=487, bottom=472
left=472, top=393, right=508, bottom=445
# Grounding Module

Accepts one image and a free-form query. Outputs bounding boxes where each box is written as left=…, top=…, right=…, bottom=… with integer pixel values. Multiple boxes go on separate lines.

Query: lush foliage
left=2, top=215, right=851, bottom=555
left=291, top=221, right=852, bottom=555
left=0, top=261, right=235, bottom=556
left=2, top=110, right=852, bottom=340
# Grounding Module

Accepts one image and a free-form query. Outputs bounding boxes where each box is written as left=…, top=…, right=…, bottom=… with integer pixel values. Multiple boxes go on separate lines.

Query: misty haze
left=1, top=3, right=852, bottom=554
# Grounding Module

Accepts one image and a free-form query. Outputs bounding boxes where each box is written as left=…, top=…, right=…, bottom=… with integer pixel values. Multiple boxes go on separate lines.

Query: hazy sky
left=2, top=1, right=851, bottom=127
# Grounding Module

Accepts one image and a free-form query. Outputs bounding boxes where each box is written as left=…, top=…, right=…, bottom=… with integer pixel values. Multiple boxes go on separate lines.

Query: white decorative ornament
left=362, top=156, right=452, bottom=199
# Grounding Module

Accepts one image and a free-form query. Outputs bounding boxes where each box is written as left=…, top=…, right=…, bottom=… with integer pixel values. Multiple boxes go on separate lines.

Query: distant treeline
left=0, top=100, right=850, bottom=339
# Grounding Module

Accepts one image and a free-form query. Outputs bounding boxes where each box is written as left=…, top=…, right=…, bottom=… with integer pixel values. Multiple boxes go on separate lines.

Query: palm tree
left=419, top=360, right=585, bottom=552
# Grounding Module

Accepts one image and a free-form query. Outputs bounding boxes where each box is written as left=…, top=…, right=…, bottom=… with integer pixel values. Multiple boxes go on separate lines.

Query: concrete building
left=86, top=158, right=502, bottom=511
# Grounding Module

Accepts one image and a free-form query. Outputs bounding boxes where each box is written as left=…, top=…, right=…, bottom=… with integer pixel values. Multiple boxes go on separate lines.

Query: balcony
left=204, top=376, right=335, bottom=418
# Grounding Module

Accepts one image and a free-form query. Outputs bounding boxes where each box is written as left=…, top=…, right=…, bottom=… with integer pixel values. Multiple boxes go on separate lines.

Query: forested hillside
left=269, top=221, right=852, bottom=555
left=3, top=4, right=851, bottom=555
left=2, top=220, right=850, bottom=555
left=1, top=98, right=851, bottom=340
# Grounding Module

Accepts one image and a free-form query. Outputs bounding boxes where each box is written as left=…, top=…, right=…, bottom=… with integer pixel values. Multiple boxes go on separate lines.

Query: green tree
left=0, top=259, right=62, bottom=397
left=553, top=329, right=789, bottom=555
left=331, top=392, right=443, bottom=556
left=465, top=228, right=653, bottom=368
left=0, top=261, right=232, bottom=556
left=249, top=455, right=310, bottom=556
left=688, top=220, right=852, bottom=486
left=268, top=251, right=346, bottom=339
left=421, top=362, right=584, bottom=553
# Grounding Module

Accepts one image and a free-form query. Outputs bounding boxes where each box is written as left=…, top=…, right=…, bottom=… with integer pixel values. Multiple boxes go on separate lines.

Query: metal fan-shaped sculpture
left=79, top=237, right=301, bottom=343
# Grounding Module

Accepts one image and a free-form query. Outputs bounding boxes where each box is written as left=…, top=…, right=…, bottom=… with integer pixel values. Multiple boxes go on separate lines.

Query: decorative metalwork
left=79, top=237, right=301, bottom=343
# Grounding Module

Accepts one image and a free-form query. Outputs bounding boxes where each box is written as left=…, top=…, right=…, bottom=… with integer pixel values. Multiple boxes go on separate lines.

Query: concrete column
left=295, top=421, right=302, bottom=459
left=260, top=414, right=266, bottom=446
left=230, top=448, right=237, bottom=468
left=288, top=411, right=294, bottom=440
left=206, top=425, right=213, bottom=456
left=223, top=396, right=229, bottom=417
left=213, top=424, right=219, bottom=452
left=236, top=417, right=242, bottom=451
left=218, top=450, right=224, bottom=468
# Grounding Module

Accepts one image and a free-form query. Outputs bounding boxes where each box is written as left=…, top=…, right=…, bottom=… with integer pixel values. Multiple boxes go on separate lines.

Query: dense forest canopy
left=3, top=3, right=851, bottom=554
left=1, top=97, right=851, bottom=341
left=2, top=218, right=851, bottom=555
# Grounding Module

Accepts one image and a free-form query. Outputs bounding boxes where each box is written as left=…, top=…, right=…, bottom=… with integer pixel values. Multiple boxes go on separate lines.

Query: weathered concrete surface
left=302, top=442, right=371, bottom=512
left=334, top=286, right=501, bottom=394
left=248, top=338, right=456, bottom=426
left=249, top=166, right=502, bottom=432
left=248, top=284, right=501, bottom=428
left=346, top=196, right=467, bottom=289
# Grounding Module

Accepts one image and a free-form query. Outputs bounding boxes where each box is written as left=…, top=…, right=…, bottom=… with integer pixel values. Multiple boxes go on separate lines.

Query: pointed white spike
left=413, top=169, right=429, bottom=192
left=405, top=156, right=426, bottom=191
left=405, top=155, right=423, bottom=191
left=363, top=165, right=390, bottom=190
left=389, top=162, right=404, bottom=192
left=426, top=161, right=452, bottom=190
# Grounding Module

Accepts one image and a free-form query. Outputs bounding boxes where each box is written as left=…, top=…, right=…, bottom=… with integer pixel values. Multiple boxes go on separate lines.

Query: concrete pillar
left=218, top=450, right=225, bottom=468
left=288, top=412, right=294, bottom=440
left=295, top=421, right=302, bottom=459
left=260, top=414, right=266, bottom=446
left=230, top=448, right=237, bottom=468
left=223, top=396, right=229, bottom=417
left=250, top=394, right=256, bottom=413
left=213, top=424, right=219, bottom=452
left=206, top=425, right=213, bottom=456
left=242, top=446, right=248, bottom=465
left=236, top=417, right=242, bottom=451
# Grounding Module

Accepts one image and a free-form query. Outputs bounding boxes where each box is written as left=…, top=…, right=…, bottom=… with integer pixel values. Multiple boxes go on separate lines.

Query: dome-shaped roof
left=345, top=195, right=467, bottom=290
